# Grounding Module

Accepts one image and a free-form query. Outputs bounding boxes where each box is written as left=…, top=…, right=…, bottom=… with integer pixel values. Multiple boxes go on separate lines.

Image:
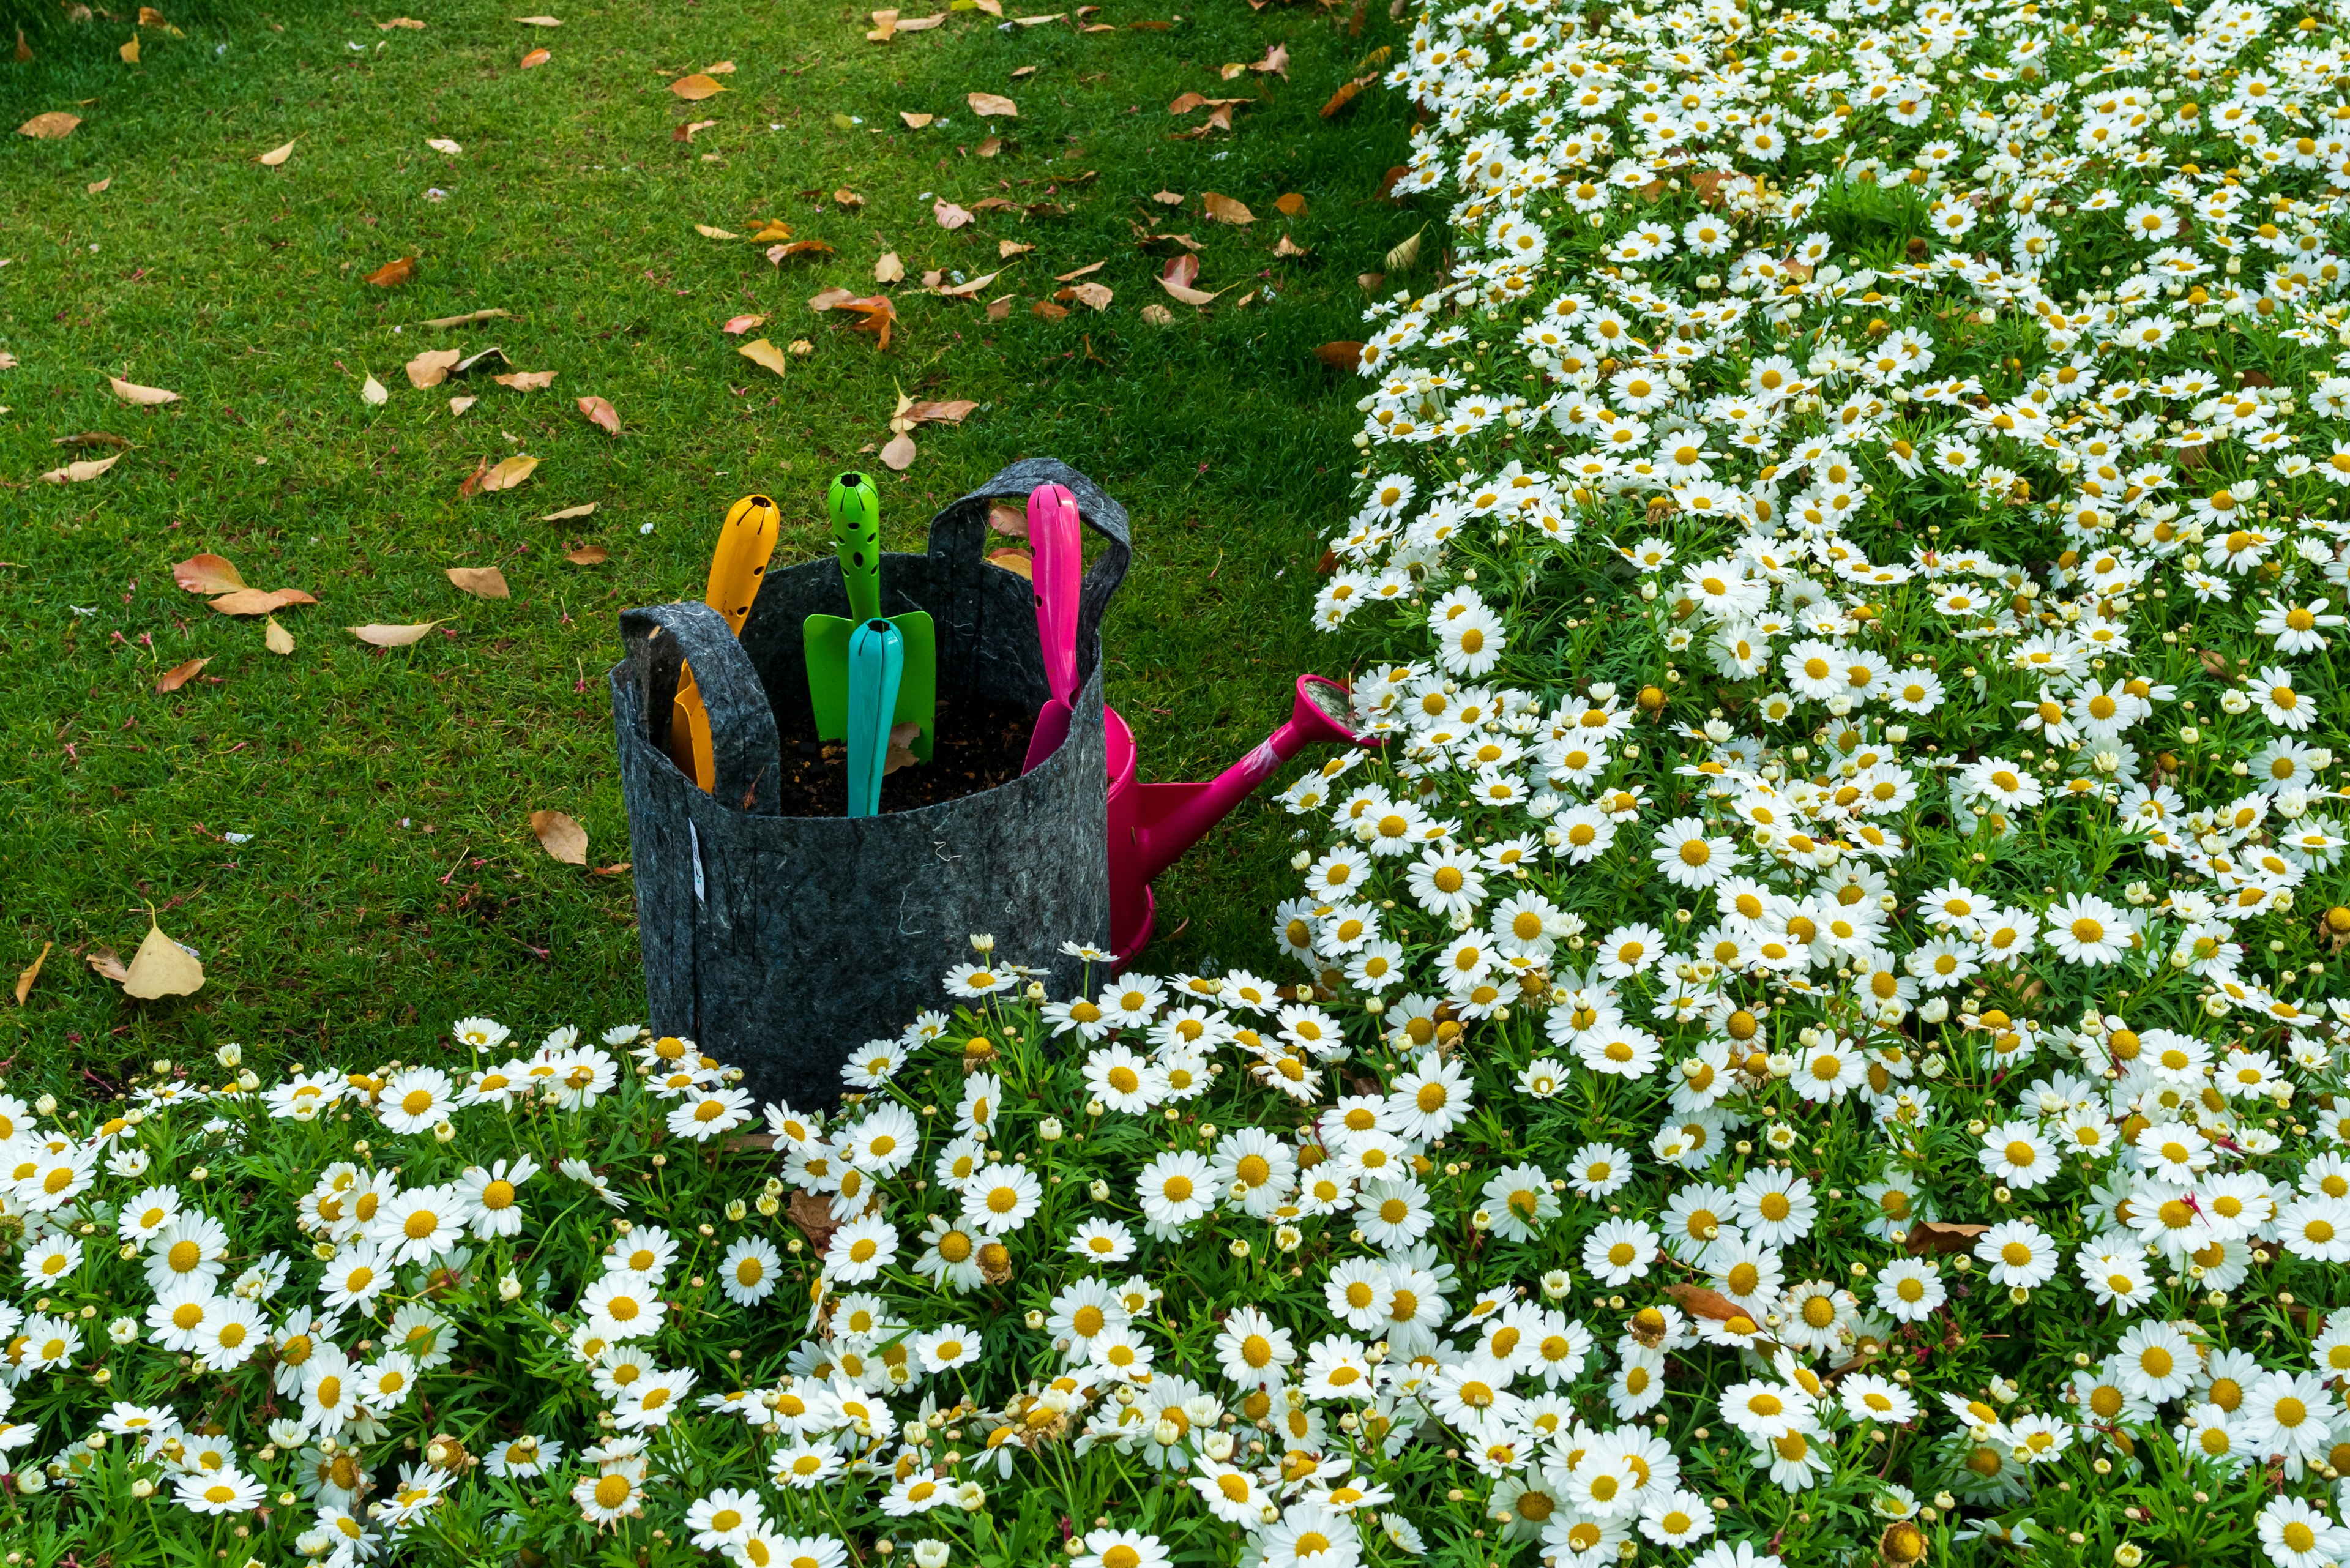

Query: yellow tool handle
left=670, top=495, right=784, bottom=793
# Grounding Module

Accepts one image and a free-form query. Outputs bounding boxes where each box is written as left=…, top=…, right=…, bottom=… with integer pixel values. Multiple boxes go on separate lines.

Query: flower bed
left=16, top=0, right=2350, bottom=1563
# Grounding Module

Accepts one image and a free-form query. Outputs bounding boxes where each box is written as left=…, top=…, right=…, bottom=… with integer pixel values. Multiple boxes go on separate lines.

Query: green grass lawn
left=1, top=0, right=1414, bottom=1086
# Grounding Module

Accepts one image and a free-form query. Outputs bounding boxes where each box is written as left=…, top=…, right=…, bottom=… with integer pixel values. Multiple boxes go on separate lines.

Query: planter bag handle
left=926, top=458, right=1131, bottom=692
left=619, top=600, right=784, bottom=815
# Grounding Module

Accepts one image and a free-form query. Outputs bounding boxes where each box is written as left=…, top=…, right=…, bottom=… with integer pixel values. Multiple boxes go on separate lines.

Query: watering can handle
left=620, top=601, right=783, bottom=816
left=1029, top=482, right=1081, bottom=706
left=929, top=458, right=1131, bottom=694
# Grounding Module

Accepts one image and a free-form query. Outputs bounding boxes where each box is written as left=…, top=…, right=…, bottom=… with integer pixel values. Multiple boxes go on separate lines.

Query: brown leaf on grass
left=694, top=223, right=740, bottom=240
left=1904, top=1222, right=1990, bottom=1257
left=1315, top=341, right=1363, bottom=371
left=421, top=307, right=512, bottom=329
left=833, top=187, right=865, bottom=208
left=264, top=615, right=295, bottom=654
left=367, top=256, right=417, bottom=287
left=108, top=376, right=179, bottom=405
left=208, top=587, right=317, bottom=615
left=1151, top=189, right=1183, bottom=205
left=447, top=566, right=511, bottom=599
left=494, top=370, right=556, bottom=391
left=85, top=947, right=131, bottom=984
left=768, top=240, right=834, bottom=263
left=967, top=92, right=1017, bottom=117
left=721, top=313, right=767, bottom=334
left=739, top=338, right=791, bottom=376
left=119, top=34, right=139, bottom=64
left=255, top=138, right=296, bottom=166
left=882, top=720, right=921, bottom=775
left=13, top=942, right=50, bottom=1006
left=479, top=454, right=539, bottom=492
left=900, top=111, right=934, bottom=129
left=1252, top=40, right=1289, bottom=76
left=1161, top=252, right=1200, bottom=288
left=1032, top=299, right=1069, bottom=321
left=541, top=503, right=598, bottom=523
left=670, top=72, right=725, bottom=99
left=893, top=12, right=946, bottom=29
left=673, top=119, right=717, bottom=143
left=405, top=348, right=462, bottom=388
left=40, top=454, right=122, bottom=483
left=998, top=239, right=1034, bottom=259
left=1356, top=271, right=1384, bottom=291
left=908, top=400, right=979, bottom=425
left=154, top=657, right=209, bottom=693
left=54, top=432, right=130, bottom=449
left=519, top=46, right=551, bottom=67
left=378, top=16, right=427, bottom=28
left=875, top=251, right=905, bottom=283
left=449, top=395, right=479, bottom=416
left=1055, top=259, right=1106, bottom=282
left=13, top=26, right=29, bottom=62
left=1058, top=282, right=1111, bottom=311
left=122, top=917, right=204, bottom=1000
left=1138, top=302, right=1173, bottom=324
left=985, top=296, right=1012, bottom=320
left=87, top=176, right=111, bottom=194
left=349, top=621, right=445, bottom=647
left=879, top=433, right=917, bottom=471
left=577, top=395, right=619, bottom=434
left=514, top=12, right=561, bottom=22
left=529, top=809, right=588, bottom=864
left=1664, top=1283, right=1743, bottom=1321
left=745, top=220, right=793, bottom=243
left=788, top=1190, right=842, bottom=1253
left=1386, top=227, right=1424, bottom=272
left=987, top=548, right=1033, bottom=578
left=1203, top=192, right=1255, bottom=225
left=807, top=288, right=856, bottom=311
left=934, top=198, right=975, bottom=230
left=173, top=553, right=247, bottom=594
left=701, top=58, right=736, bottom=73
left=1275, top=192, right=1307, bottom=217
left=19, top=112, right=82, bottom=140
left=1157, top=276, right=1226, bottom=307
left=838, top=296, right=898, bottom=349
left=1274, top=233, right=1308, bottom=258
left=564, top=543, right=608, bottom=564
left=360, top=374, right=390, bottom=407
left=935, top=271, right=1001, bottom=299
left=987, top=501, right=1026, bottom=537
left=1319, top=76, right=1371, bottom=116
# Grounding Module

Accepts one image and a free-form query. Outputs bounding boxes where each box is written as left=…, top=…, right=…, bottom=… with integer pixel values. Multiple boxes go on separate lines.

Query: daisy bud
left=499, top=1274, right=523, bottom=1301
left=433, top=1121, right=457, bottom=1143
left=1228, top=1239, right=1250, bottom=1259
left=34, top=1094, right=58, bottom=1116
left=1039, top=1118, right=1064, bottom=1142
left=1024, top=1310, right=1045, bottom=1329
left=131, top=1479, right=155, bottom=1499
left=969, top=933, right=995, bottom=955
left=217, top=1043, right=242, bottom=1067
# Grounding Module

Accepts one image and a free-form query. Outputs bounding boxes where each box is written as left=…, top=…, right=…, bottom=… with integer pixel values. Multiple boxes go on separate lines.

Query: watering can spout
left=1128, top=675, right=1376, bottom=887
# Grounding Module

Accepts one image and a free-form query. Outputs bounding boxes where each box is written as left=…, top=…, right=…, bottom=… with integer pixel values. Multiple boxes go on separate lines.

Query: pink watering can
left=1020, top=482, right=1378, bottom=963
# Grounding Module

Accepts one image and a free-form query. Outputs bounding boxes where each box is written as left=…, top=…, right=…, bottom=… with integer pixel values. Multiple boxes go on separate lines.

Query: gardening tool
left=1106, top=675, right=1378, bottom=962
left=803, top=472, right=936, bottom=761
left=665, top=493, right=783, bottom=791
left=845, top=619, right=904, bottom=818
left=1019, top=481, right=1084, bottom=774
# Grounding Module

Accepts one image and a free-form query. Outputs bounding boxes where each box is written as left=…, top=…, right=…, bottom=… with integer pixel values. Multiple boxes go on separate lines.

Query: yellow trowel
left=665, top=494, right=783, bottom=792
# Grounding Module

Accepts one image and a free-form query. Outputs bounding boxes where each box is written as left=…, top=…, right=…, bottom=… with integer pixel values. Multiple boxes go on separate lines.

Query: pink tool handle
left=1028, top=483, right=1081, bottom=704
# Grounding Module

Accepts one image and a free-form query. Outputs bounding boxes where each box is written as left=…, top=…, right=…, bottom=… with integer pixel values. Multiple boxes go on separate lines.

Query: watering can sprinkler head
left=1285, top=674, right=1378, bottom=752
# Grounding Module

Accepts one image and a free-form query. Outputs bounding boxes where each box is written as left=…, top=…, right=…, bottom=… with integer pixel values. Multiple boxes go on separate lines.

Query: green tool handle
left=828, top=471, right=883, bottom=624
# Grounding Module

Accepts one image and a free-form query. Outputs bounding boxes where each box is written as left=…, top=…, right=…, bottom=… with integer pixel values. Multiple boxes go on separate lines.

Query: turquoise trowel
left=845, top=619, right=904, bottom=818
left=803, top=472, right=936, bottom=761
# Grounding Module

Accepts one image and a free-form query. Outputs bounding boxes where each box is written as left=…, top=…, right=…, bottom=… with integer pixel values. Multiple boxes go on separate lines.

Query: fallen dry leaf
left=838, top=296, right=898, bottom=349
left=1356, top=271, right=1385, bottom=292
left=154, top=657, right=209, bottom=693
left=1663, top=1283, right=1742, bottom=1321
left=834, top=187, right=865, bottom=207
left=1320, top=75, right=1371, bottom=117
left=670, top=72, right=726, bottom=100
left=1138, top=302, right=1173, bottom=324
left=1316, top=341, right=1364, bottom=371
left=968, top=92, right=1018, bottom=118
left=749, top=220, right=794, bottom=242
left=564, top=542, right=608, bottom=564
left=1202, top=192, right=1255, bottom=225
left=447, top=566, right=511, bottom=599
left=1059, top=281, right=1112, bottom=311
left=986, top=296, right=1012, bottom=321
left=1903, top=1222, right=1991, bottom=1256
left=422, top=307, right=511, bottom=329
left=1253, top=40, right=1289, bottom=77
left=1386, top=226, right=1425, bottom=272
left=119, top=34, right=138, bottom=64
left=40, top=454, right=122, bottom=483
left=519, top=45, right=551, bottom=67
left=85, top=947, right=131, bottom=984
left=479, top=454, right=539, bottom=491
left=1151, top=189, right=1183, bottom=205
left=908, top=399, right=978, bottom=424
left=768, top=240, right=834, bottom=264
left=515, top=12, right=561, bottom=22
left=808, top=288, right=856, bottom=311
left=427, top=136, right=463, bottom=155
left=255, top=138, right=296, bottom=167
left=54, top=432, right=130, bottom=449
left=13, top=942, right=50, bottom=1006
left=695, top=224, right=740, bottom=241
left=544, top=502, right=599, bottom=521
left=449, top=394, right=479, bottom=416
left=18, top=112, right=81, bottom=140
left=1055, top=259, right=1106, bottom=282
left=367, top=256, right=417, bottom=287
left=900, top=111, right=934, bottom=129
left=264, top=615, right=295, bottom=655
left=494, top=370, right=556, bottom=391
left=999, top=239, right=1034, bottom=259
left=577, top=395, right=619, bottom=434
left=671, top=118, right=717, bottom=142
left=879, top=432, right=917, bottom=471
left=1274, top=233, right=1308, bottom=258
left=87, top=176, right=110, bottom=195
left=935, top=271, right=1001, bottom=300
left=893, top=12, right=946, bottom=29
left=739, top=338, right=791, bottom=376
left=173, top=554, right=246, bottom=594
left=1032, top=299, right=1069, bottom=321
left=875, top=251, right=905, bottom=283
left=1162, top=252, right=1200, bottom=289
left=349, top=621, right=445, bottom=647
left=530, top=808, right=588, bottom=864
left=987, top=501, right=1026, bottom=539
left=360, top=374, right=389, bottom=407
left=207, top=587, right=317, bottom=616
left=702, top=59, right=735, bottom=73
left=987, top=548, right=1033, bottom=578
left=933, top=198, right=975, bottom=230
left=1158, top=275, right=1226, bottom=307
left=406, top=348, right=463, bottom=388
left=721, top=313, right=767, bottom=334
left=882, top=720, right=921, bottom=775
left=1275, top=192, right=1307, bottom=217
left=378, top=16, right=427, bottom=28
left=122, top=915, right=204, bottom=1000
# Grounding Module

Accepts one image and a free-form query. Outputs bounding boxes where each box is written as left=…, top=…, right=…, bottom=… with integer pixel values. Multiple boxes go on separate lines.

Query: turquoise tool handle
left=846, top=617, right=904, bottom=818
left=829, top=471, right=883, bottom=624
